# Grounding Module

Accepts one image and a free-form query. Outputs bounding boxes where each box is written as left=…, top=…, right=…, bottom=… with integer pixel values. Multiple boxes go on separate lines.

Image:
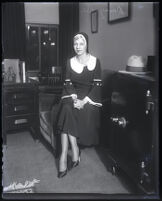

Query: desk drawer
left=5, top=114, right=34, bottom=131
left=5, top=92, right=35, bottom=104
left=5, top=102, right=35, bottom=116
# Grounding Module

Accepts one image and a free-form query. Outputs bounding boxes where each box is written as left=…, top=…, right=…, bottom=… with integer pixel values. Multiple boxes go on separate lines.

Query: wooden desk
left=2, top=83, right=39, bottom=145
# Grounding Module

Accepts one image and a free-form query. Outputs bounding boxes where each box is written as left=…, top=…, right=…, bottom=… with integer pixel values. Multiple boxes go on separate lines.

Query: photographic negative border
left=2, top=2, right=159, bottom=200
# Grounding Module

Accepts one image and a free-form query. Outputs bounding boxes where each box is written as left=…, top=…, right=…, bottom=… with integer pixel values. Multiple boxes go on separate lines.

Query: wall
left=24, top=2, right=59, bottom=24
left=79, top=2, right=156, bottom=70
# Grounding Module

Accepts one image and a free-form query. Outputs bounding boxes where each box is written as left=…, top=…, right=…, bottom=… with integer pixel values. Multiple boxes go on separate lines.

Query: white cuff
left=61, top=94, right=77, bottom=100
left=85, top=96, right=102, bottom=107
left=93, top=79, right=102, bottom=81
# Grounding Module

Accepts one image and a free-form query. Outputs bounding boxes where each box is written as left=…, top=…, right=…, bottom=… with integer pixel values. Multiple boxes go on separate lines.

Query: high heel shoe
left=71, top=148, right=81, bottom=168
left=58, top=158, right=68, bottom=178
left=58, top=168, right=68, bottom=178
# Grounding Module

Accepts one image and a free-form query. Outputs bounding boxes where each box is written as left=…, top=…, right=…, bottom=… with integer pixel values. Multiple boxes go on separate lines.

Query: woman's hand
left=71, top=94, right=77, bottom=101
left=73, top=99, right=85, bottom=110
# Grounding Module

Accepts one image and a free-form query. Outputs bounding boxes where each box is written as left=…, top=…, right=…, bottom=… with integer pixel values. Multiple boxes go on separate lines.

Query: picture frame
left=3, top=59, right=21, bottom=83
left=108, top=2, right=130, bottom=23
left=91, top=10, right=98, bottom=33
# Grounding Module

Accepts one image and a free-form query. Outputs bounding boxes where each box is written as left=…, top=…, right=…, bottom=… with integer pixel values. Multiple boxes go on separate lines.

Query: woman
left=57, top=32, right=102, bottom=178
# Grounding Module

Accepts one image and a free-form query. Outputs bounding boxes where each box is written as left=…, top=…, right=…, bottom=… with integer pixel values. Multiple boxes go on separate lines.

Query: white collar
left=70, top=55, right=97, bottom=74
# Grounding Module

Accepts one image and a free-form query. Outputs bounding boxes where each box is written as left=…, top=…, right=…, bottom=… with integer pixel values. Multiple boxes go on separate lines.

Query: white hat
left=126, top=55, right=147, bottom=72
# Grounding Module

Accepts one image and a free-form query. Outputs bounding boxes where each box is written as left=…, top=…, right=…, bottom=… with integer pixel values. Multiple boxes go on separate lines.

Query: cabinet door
left=26, top=25, right=40, bottom=71
left=41, top=26, right=58, bottom=75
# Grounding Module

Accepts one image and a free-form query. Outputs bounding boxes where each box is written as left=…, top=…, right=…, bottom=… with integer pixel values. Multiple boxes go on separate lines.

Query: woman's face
left=73, top=37, right=87, bottom=56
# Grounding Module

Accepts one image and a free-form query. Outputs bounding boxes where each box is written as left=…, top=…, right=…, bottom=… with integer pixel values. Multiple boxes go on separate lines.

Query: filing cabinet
left=2, top=83, right=40, bottom=145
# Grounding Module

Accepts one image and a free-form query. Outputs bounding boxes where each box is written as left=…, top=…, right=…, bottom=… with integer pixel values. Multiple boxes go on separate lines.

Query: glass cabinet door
left=25, top=24, right=59, bottom=75
left=26, top=25, right=40, bottom=71
left=41, top=26, right=58, bottom=75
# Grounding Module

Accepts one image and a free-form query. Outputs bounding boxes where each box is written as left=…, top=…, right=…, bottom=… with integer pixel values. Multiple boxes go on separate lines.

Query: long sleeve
left=85, top=59, right=102, bottom=107
left=61, top=60, right=77, bottom=99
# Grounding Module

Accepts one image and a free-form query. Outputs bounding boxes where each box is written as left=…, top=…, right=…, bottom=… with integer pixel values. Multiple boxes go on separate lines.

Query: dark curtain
left=59, top=2, right=79, bottom=73
left=2, top=2, right=26, bottom=60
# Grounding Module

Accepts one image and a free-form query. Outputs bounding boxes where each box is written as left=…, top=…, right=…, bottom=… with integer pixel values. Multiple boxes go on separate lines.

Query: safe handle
left=110, top=117, right=128, bottom=128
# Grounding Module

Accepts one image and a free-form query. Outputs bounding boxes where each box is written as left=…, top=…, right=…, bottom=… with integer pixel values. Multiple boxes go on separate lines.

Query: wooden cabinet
left=26, top=24, right=59, bottom=75
left=2, top=83, right=40, bottom=145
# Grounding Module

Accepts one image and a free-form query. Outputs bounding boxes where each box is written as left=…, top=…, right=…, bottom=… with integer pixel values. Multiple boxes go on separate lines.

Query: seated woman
left=56, top=32, right=102, bottom=178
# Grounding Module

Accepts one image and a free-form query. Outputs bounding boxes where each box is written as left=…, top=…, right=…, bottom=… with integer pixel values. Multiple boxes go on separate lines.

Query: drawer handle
left=14, top=106, right=28, bottom=112
left=14, top=119, right=28, bottom=124
left=13, top=94, right=27, bottom=99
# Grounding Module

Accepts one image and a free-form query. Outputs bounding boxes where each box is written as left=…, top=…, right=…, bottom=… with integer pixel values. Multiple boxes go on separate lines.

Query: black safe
left=107, top=72, right=158, bottom=194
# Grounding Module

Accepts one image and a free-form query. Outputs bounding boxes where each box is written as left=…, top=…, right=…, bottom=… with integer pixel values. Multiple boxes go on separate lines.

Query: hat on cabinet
left=126, top=55, right=148, bottom=72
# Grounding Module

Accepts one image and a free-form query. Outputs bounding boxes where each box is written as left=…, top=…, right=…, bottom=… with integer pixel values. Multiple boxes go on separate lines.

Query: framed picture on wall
left=91, top=10, right=98, bottom=33
left=108, top=2, right=130, bottom=23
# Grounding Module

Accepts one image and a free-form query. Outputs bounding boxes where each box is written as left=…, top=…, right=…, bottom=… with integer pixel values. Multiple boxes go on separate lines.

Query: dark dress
left=57, top=56, right=102, bottom=146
